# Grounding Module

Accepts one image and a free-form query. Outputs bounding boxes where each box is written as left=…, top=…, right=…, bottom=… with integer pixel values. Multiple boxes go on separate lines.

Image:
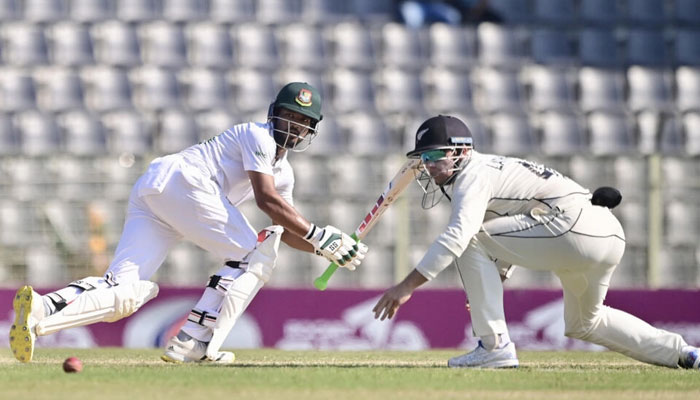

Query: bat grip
left=313, top=233, right=359, bottom=291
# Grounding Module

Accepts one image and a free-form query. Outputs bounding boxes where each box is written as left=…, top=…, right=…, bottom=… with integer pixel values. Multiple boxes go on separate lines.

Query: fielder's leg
left=449, top=240, right=518, bottom=368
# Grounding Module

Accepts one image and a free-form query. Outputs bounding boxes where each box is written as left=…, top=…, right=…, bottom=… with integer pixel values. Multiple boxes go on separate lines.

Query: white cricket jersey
left=436, top=151, right=590, bottom=257
left=178, top=122, right=294, bottom=207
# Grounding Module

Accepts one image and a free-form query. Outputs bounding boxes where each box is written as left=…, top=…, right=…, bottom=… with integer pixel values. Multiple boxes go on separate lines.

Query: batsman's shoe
left=680, top=346, right=700, bottom=369
left=448, top=341, right=519, bottom=369
left=10, top=285, right=45, bottom=363
left=161, top=331, right=234, bottom=364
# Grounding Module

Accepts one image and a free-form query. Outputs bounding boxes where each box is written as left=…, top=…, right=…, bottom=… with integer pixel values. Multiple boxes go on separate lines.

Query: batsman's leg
left=10, top=286, right=44, bottom=363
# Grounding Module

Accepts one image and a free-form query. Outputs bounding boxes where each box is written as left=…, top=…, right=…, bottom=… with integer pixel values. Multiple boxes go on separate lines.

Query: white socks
left=481, top=332, right=512, bottom=350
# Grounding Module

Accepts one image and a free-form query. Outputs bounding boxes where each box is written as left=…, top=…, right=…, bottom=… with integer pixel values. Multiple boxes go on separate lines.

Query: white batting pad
left=35, top=281, right=159, bottom=336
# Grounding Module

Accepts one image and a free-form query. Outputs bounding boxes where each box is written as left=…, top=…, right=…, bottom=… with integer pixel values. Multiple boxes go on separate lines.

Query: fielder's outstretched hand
left=373, top=284, right=413, bottom=321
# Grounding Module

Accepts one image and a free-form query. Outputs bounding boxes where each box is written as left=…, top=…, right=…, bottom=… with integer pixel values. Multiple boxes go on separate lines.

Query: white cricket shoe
left=680, top=346, right=700, bottom=369
left=448, top=341, right=519, bottom=369
left=9, top=285, right=45, bottom=363
left=161, top=331, right=235, bottom=364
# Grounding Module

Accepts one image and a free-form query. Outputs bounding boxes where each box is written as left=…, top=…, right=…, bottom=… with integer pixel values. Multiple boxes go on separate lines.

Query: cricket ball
left=63, top=357, right=83, bottom=373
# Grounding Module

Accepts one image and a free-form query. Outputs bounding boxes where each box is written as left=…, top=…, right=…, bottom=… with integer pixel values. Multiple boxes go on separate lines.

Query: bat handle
left=313, top=233, right=359, bottom=291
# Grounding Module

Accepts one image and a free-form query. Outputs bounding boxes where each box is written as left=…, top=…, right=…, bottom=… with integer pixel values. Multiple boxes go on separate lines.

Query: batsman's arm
left=249, top=171, right=312, bottom=238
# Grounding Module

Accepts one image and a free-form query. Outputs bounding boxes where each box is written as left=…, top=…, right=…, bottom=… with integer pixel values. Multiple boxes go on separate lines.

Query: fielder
left=10, top=82, right=368, bottom=364
left=372, top=115, right=700, bottom=370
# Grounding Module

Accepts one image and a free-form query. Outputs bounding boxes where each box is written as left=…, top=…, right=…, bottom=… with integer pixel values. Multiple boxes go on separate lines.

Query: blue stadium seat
left=1, top=22, right=48, bottom=66
left=473, top=67, right=524, bottom=113
left=275, top=67, right=326, bottom=100
left=613, top=156, right=647, bottom=201
left=233, top=23, right=279, bottom=71
left=16, top=110, right=61, bottom=156
left=102, top=110, right=153, bottom=155
left=325, top=21, right=375, bottom=71
left=58, top=110, right=107, bottom=156
left=488, top=112, right=536, bottom=155
left=24, top=0, right=67, bottom=22
left=34, top=66, right=83, bottom=112
left=257, top=0, right=301, bottom=25
left=46, top=21, right=94, bottom=66
left=578, top=67, right=626, bottom=113
left=156, top=109, right=199, bottom=154
left=0, top=199, right=40, bottom=246
left=683, top=112, right=700, bottom=156
left=488, top=0, right=532, bottom=25
left=674, top=0, right=700, bottom=26
left=228, top=68, right=276, bottom=113
left=138, top=21, right=188, bottom=68
left=302, top=0, right=349, bottom=24
left=379, top=23, right=425, bottom=71
left=635, top=110, right=677, bottom=154
left=578, top=28, right=621, bottom=68
left=533, top=0, right=576, bottom=27
left=162, top=0, right=207, bottom=22
left=626, top=29, right=668, bottom=67
left=185, top=22, right=234, bottom=69
left=0, top=113, right=19, bottom=155
left=0, top=0, right=18, bottom=21
left=428, top=23, right=477, bottom=70
left=116, top=0, right=158, bottom=22
left=81, top=65, right=133, bottom=112
left=537, top=111, right=584, bottom=156
left=91, top=20, right=141, bottom=67
left=338, top=112, right=391, bottom=155
left=69, top=0, right=113, bottom=22
left=327, top=68, right=375, bottom=113
left=129, top=65, right=181, bottom=112
left=477, top=22, right=525, bottom=69
left=675, top=29, right=700, bottom=66
left=375, top=67, right=423, bottom=114
left=587, top=111, right=634, bottom=155
left=627, top=66, right=673, bottom=113
left=276, top=23, right=325, bottom=71
left=179, top=68, right=229, bottom=112
left=0, top=67, right=37, bottom=112
left=531, top=29, right=576, bottom=66
left=625, top=0, right=667, bottom=27
left=580, top=0, right=622, bottom=26
left=422, top=67, right=474, bottom=114
left=195, top=109, right=238, bottom=142
left=351, top=0, right=394, bottom=23
left=208, top=0, right=255, bottom=23
left=523, top=65, right=575, bottom=112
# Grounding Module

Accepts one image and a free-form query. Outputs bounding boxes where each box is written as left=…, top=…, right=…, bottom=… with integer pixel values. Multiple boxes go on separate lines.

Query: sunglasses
left=420, top=149, right=448, bottom=163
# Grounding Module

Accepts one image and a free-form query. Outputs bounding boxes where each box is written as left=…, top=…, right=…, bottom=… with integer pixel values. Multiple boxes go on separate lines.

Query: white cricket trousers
left=459, top=196, right=687, bottom=367
left=106, top=156, right=258, bottom=284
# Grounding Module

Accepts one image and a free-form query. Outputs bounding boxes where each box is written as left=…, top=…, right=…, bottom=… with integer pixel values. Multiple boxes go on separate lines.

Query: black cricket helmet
left=408, top=115, right=474, bottom=209
left=268, top=82, right=323, bottom=152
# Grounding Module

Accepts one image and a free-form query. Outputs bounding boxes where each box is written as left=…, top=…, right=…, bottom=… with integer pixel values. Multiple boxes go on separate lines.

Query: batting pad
left=35, top=281, right=159, bottom=335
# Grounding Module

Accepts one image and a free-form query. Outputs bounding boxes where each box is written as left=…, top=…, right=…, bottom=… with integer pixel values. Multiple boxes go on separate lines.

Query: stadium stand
left=0, top=0, right=698, bottom=289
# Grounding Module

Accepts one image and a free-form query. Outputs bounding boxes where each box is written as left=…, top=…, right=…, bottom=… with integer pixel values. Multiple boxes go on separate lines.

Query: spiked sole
left=10, top=286, right=36, bottom=363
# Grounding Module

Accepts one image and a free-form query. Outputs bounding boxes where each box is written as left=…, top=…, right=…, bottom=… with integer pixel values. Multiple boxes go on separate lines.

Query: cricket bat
left=313, top=158, right=421, bottom=290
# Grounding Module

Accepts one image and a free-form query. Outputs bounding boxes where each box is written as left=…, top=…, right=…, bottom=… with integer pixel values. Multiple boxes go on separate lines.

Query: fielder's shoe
left=9, top=285, right=45, bottom=363
left=680, top=346, right=700, bottom=369
left=448, top=341, right=519, bottom=369
left=161, top=331, right=234, bottom=364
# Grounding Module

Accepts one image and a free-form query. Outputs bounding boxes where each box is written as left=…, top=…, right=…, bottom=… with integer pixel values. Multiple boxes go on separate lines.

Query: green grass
left=1, top=348, right=699, bottom=400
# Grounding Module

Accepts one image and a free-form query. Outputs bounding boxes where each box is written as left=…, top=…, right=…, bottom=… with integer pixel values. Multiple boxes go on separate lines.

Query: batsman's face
left=272, top=107, right=318, bottom=151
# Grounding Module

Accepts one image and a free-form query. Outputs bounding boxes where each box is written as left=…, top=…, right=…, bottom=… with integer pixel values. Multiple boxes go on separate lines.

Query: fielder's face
left=420, top=149, right=462, bottom=185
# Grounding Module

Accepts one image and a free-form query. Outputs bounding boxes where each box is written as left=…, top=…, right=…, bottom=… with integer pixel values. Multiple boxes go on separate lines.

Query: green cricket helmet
left=268, top=82, right=323, bottom=152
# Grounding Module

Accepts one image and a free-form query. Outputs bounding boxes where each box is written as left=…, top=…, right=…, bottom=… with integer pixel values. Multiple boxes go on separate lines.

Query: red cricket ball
left=62, top=357, right=83, bottom=373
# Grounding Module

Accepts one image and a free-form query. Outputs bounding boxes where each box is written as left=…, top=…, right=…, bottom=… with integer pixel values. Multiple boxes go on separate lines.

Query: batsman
left=10, top=82, right=368, bottom=364
left=373, top=115, right=700, bottom=370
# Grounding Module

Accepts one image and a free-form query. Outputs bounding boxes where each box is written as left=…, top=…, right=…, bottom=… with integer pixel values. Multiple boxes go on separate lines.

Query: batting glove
left=304, top=224, right=367, bottom=270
